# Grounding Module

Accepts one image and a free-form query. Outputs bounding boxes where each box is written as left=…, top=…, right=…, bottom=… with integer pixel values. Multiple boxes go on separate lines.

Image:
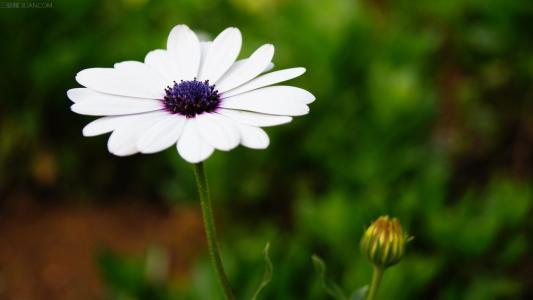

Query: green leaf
left=251, top=242, right=273, bottom=300
left=311, top=255, right=347, bottom=300
left=350, top=286, right=368, bottom=300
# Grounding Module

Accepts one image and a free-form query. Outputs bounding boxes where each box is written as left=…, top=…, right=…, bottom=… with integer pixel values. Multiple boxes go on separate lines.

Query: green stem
left=365, top=266, right=384, bottom=300
left=193, top=162, right=235, bottom=300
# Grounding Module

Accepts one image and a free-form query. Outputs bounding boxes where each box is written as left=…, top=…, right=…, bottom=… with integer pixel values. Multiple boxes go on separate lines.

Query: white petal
left=199, top=41, right=212, bottom=74
left=70, top=89, right=163, bottom=116
left=199, top=28, right=242, bottom=82
left=228, top=60, right=273, bottom=75
left=82, top=115, right=135, bottom=137
left=222, top=68, right=306, bottom=98
left=167, top=25, right=201, bottom=80
left=177, top=120, right=215, bottom=163
left=263, top=62, right=274, bottom=73
left=217, top=109, right=292, bottom=127
left=215, top=44, right=274, bottom=92
left=67, top=88, right=86, bottom=102
left=112, top=61, right=142, bottom=70
left=144, top=49, right=174, bottom=82
left=220, top=86, right=311, bottom=116
left=107, top=111, right=167, bottom=156
left=234, top=123, right=270, bottom=149
left=137, top=115, right=186, bottom=154
left=228, top=85, right=314, bottom=104
left=113, top=61, right=170, bottom=86
left=76, top=64, right=167, bottom=99
left=196, top=113, right=239, bottom=151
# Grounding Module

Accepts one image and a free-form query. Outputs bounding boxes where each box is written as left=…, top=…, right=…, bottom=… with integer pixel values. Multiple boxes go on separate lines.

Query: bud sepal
left=360, top=216, right=412, bottom=269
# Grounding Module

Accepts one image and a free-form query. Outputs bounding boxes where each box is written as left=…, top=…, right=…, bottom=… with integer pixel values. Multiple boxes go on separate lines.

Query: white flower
left=68, top=25, right=314, bottom=163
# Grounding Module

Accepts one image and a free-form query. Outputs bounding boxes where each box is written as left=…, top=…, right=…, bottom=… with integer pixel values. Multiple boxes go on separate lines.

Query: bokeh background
left=1, top=0, right=532, bottom=299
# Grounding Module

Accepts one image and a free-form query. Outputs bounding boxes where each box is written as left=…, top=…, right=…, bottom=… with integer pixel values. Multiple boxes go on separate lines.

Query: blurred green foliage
left=1, top=0, right=532, bottom=299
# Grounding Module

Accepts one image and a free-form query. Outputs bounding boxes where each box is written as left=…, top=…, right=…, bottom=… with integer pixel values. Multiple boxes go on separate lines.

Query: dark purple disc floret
left=163, top=79, right=221, bottom=118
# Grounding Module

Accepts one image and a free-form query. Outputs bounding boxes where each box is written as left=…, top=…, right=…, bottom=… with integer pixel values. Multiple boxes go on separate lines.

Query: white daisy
left=68, top=25, right=314, bottom=163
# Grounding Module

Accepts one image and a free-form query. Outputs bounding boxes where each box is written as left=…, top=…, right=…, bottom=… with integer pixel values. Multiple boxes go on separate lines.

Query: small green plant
left=314, top=215, right=412, bottom=300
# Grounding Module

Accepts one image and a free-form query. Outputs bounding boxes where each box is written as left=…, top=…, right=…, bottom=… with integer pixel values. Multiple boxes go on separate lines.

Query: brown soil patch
left=0, top=197, right=204, bottom=300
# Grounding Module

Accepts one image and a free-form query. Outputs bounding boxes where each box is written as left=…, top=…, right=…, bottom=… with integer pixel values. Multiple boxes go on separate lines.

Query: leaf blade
left=350, top=285, right=368, bottom=300
left=251, top=242, right=274, bottom=300
left=311, top=255, right=347, bottom=300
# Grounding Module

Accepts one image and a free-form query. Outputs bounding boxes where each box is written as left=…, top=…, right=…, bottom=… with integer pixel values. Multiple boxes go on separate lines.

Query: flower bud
left=360, top=216, right=410, bottom=268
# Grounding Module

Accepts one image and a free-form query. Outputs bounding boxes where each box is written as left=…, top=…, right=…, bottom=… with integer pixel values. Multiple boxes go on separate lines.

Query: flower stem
left=365, top=266, right=384, bottom=300
left=193, top=162, right=235, bottom=300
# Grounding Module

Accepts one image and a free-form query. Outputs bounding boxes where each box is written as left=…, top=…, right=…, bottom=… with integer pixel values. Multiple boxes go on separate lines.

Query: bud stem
left=193, top=162, right=235, bottom=300
left=366, top=266, right=384, bottom=300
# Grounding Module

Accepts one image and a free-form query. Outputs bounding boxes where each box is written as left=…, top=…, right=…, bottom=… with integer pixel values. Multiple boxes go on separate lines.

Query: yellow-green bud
left=360, top=216, right=410, bottom=268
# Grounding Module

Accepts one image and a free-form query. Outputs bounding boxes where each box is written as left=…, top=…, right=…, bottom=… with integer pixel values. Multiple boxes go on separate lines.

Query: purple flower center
left=163, top=79, right=220, bottom=118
